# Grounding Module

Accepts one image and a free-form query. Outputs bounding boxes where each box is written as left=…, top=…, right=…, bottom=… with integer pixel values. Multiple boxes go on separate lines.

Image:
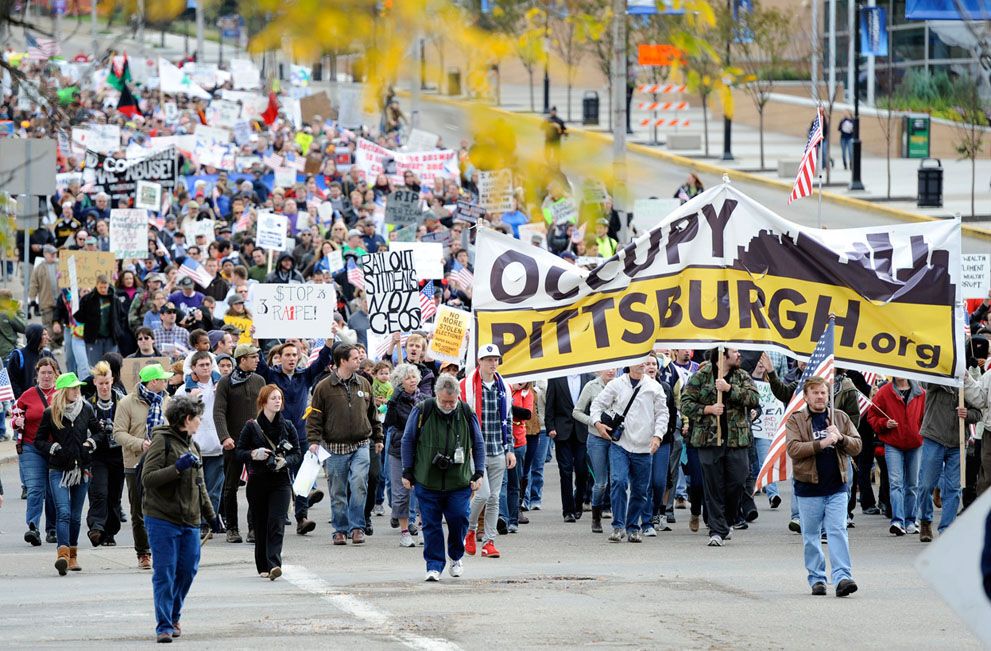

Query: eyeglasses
left=137, top=335, right=153, bottom=341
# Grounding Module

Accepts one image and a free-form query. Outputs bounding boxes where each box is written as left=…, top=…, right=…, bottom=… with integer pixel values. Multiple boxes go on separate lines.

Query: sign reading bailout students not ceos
left=83, top=147, right=178, bottom=208
left=361, top=250, right=422, bottom=335
left=472, top=183, right=964, bottom=386
left=252, top=284, right=336, bottom=339
left=109, top=209, right=149, bottom=259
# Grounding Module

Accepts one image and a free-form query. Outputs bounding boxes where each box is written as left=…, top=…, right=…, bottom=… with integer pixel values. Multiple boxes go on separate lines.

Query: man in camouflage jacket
left=681, top=347, right=759, bottom=545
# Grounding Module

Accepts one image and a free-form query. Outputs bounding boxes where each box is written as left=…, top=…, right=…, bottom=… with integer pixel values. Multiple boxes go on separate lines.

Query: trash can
left=447, top=69, right=461, bottom=96
left=917, top=158, right=943, bottom=208
left=582, top=91, right=599, bottom=125
left=902, top=115, right=931, bottom=158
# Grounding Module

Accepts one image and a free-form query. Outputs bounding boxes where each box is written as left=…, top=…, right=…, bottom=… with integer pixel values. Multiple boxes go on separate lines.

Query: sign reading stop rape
left=362, top=250, right=421, bottom=334
left=252, top=284, right=336, bottom=339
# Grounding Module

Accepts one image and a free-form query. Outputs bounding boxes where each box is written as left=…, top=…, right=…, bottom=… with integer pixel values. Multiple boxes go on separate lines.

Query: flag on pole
left=177, top=257, right=213, bottom=288
left=451, top=260, right=474, bottom=290
left=307, top=339, right=326, bottom=364
left=117, top=82, right=142, bottom=118
left=261, top=92, right=280, bottom=126
left=856, top=371, right=879, bottom=416
left=26, top=33, right=60, bottom=61
left=347, top=258, right=365, bottom=290
left=419, top=280, right=437, bottom=321
left=787, top=108, right=824, bottom=205
left=755, top=321, right=836, bottom=490
left=158, top=57, right=211, bottom=99
left=107, top=52, right=132, bottom=91
left=0, top=367, right=15, bottom=402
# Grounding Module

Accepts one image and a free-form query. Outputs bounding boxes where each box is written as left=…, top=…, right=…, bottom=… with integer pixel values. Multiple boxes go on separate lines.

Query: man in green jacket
left=681, top=347, right=759, bottom=547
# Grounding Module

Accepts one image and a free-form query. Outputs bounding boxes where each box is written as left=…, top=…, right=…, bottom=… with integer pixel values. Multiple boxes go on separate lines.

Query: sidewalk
left=486, top=81, right=991, bottom=226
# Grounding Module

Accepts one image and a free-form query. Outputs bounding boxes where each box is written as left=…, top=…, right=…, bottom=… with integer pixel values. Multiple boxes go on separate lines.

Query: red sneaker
left=481, top=541, right=500, bottom=558
left=464, top=530, right=476, bottom=556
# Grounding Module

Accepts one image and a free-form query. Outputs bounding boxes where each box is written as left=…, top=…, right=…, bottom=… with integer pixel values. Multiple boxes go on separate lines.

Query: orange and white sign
left=637, top=44, right=683, bottom=67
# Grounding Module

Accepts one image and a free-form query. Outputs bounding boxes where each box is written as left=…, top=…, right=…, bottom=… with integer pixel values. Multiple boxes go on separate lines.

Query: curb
left=1, top=452, right=17, bottom=466
left=413, top=91, right=991, bottom=241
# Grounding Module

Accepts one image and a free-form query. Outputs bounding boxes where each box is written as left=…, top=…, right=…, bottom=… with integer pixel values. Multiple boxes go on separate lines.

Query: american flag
left=419, top=280, right=437, bottom=321
left=347, top=258, right=365, bottom=290
left=788, top=108, right=824, bottom=205
left=307, top=339, right=326, bottom=364
left=755, top=321, right=835, bottom=490
left=0, top=367, right=15, bottom=401
left=374, top=333, right=409, bottom=360
left=177, top=257, right=213, bottom=288
left=856, top=371, right=879, bottom=416
left=451, top=260, right=473, bottom=290
left=26, top=33, right=60, bottom=60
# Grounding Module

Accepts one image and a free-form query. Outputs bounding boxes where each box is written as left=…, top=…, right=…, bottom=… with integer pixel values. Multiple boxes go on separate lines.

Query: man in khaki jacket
left=786, top=376, right=862, bottom=598
left=28, top=245, right=60, bottom=344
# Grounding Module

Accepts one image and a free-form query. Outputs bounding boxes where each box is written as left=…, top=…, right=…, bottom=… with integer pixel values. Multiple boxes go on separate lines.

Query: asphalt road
left=0, top=456, right=977, bottom=648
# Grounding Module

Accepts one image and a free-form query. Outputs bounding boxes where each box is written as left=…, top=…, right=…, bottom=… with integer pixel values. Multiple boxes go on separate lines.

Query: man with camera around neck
left=589, top=356, right=669, bottom=543
left=402, top=374, right=485, bottom=582
left=307, top=344, right=383, bottom=546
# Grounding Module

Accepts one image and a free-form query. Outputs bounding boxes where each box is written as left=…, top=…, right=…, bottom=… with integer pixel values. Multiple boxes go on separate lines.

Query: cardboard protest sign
left=232, top=121, right=252, bottom=146
left=253, top=284, right=336, bottom=339
left=82, top=147, right=177, bottom=207
left=962, top=254, right=990, bottom=299
left=207, top=99, right=241, bottom=128
left=57, top=250, right=116, bottom=289
left=406, top=128, right=439, bottom=152
left=478, top=169, right=514, bottom=214
left=121, top=357, right=172, bottom=392
left=135, top=181, right=162, bottom=211
left=300, top=91, right=333, bottom=125
left=428, top=305, right=470, bottom=364
left=109, top=209, right=149, bottom=259
left=354, top=138, right=459, bottom=186
left=256, top=211, right=288, bottom=251
left=388, top=242, right=443, bottom=281
left=385, top=189, right=422, bottom=228
left=362, top=250, right=422, bottom=334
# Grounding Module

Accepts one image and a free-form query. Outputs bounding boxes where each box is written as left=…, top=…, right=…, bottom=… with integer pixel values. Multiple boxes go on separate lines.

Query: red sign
left=637, top=44, right=683, bottom=66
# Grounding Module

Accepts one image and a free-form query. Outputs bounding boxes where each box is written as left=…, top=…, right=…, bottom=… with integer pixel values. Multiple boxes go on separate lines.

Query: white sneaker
left=906, top=522, right=918, bottom=535
left=643, top=526, right=657, bottom=537
left=707, top=535, right=724, bottom=547
left=373, top=504, right=384, bottom=516
left=399, top=532, right=415, bottom=548
left=449, top=559, right=463, bottom=577
left=425, top=570, right=441, bottom=582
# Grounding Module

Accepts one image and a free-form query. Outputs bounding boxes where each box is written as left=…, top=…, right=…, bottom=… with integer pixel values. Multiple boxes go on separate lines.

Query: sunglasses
left=137, top=335, right=153, bottom=340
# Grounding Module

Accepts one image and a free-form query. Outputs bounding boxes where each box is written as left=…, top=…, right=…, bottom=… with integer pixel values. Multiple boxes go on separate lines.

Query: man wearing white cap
left=460, top=344, right=516, bottom=559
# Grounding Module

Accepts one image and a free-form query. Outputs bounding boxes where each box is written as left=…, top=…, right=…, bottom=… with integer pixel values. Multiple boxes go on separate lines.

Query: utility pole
left=611, top=0, right=628, bottom=244
left=721, top=0, right=734, bottom=161
left=828, top=0, right=837, bottom=104
left=195, top=0, right=205, bottom=62
left=850, top=1, right=865, bottom=191
left=542, top=7, right=550, bottom=114
left=811, top=0, right=820, bottom=102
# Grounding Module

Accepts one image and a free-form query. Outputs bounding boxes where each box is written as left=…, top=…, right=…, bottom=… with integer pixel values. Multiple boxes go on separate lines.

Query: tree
left=513, top=8, right=549, bottom=112
left=732, top=5, right=793, bottom=170
left=549, top=0, right=606, bottom=123
left=952, top=75, right=988, bottom=220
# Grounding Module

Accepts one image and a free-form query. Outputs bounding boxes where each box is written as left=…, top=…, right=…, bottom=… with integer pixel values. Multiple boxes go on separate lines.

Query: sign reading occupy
left=252, top=284, right=336, bottom=339
left=362, top=250, right=421, bottom=334
left=472, top=184, right=963, bottom=386
left=83, top=147, right=178, bottom=207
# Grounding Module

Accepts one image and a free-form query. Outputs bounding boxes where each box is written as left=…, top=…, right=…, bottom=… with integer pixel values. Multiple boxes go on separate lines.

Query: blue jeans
left=145, top=515, right=201, bottom=636
left=201, top=456, right=224, bottom=524
left=885, top=444, right=921, bottom=528
left=415, top=485, right=470, bottom=573
left=586, top=434, right=611, bottom=508
left=48, top=470, right=90, bottom=547
left=524, top=431, right=551, bottom=508
left=642, top=443, right=671, bottom=524
left=324, top=445, right=371, bottom=535
left=918, top=438, right=961, bottom=532
left=500, top=444, right=527, bottom=526
left=754, top=438, right=780, bottom=499
left=70, top=335, right=89, bottom=378
left=20, top=444, right=56, bottom=533
left=797, top=492, right=853, bottom=587
left=608, top=445, right=651, bottom=532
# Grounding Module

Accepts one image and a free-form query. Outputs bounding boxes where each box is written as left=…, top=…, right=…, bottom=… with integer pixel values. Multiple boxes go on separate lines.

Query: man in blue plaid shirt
left=152, top=303, right=190, bottom=360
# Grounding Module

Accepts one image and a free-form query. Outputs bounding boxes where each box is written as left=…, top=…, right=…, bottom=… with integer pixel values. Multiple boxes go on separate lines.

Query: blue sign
left=906, top=0, right=991, bottom=20
left=860, top=7, right=888, bottom=57
left=52, top=0, right=66, bottom=15
left=627, top=0, right=685, bottom=15
left=734, top=0, right=754, bottom=44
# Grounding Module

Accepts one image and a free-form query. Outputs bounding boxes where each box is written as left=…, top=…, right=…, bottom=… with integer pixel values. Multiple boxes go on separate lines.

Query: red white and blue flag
left=26, top=33, right=60, bottom=60
left=788, top=108, right=824, bottom=204
left=419, top=280, right=437, bottom=321
left=177, top=257, right=213, bottom=289
left=450, top=260, right=473, bottom=290
left=347, top=258, right=365, bottom=290
left=307, top=339, right=326, bottom=364
left=0, top=367, right=15, bottom=402
left=756, top=321, right=835, bottom=490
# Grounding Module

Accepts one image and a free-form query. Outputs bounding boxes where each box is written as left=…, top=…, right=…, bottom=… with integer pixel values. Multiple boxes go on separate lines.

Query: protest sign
left=58, top=250, right=116, bottom=289
left=231, top=59, right=261, bottom=89
left=428, top=305, right=470, bottom=364
left=582, top=178, right=610, bottom=205
left=82, top=147, right=177, bottom=207
left=421, top=230, right=452, bottom=246
left=455, top=199, right=486, bottom=224
left=325, top=249, right=344, bottom=274
left=316, top=202, right=335, bottom=226
left=163, top=101, right=178, bottom=121
left=389, top=242, right=443, bottom=280
left=109, top=209, right=148, bottom=259
left=252, top=284, right=336, bottom=339
left=751, top=380, right=785, bottom=439
left=194, top=141, right=237, bottom=170
left=545, top=197, right=578, bottom=224
left=295, top=131, right=314, bottom=155
left=385, top=189, right=422, bottom=228
left=232, top=121, right=252, bottom=146
left=194, top=124, right=232, bottom=146
left=207, top=99, right=241, bottom=128
left=121, top=357, right=173, bottom=392
left=72, top=124, right=120, bottom=154
left=632, top=198, right=680, bottom=234
left=256, top=211, right=288, bottom=251
left=336, top=86, right=363, bottom=128
left=354, top=138, right=459, bottom=186
left=391, top=225, right=417, bottom=243
left=56, top=172, right=82, bottom=191
left=478, top=169, right=514, bottom=214
left=961, top=254, right=990, bottom=299
left=135, top=180, right=162, bottom=211
left=473, top=183, right=964, bottom=386
left=67, top=255, right=79, bottom=314
left=273, top=167, right=297, bottom=189
left=406, top=128, right=439, bottom=152
left=300, top=90, right=333, bottom=125
left=362, top=250, right=422, bottom=334
left=517, top=223, right=546, bottom=248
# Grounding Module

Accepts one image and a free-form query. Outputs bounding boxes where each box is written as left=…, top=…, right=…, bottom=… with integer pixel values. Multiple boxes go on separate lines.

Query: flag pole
left=959, top=374, right=966, bottom=487
left=828, top=313, right=835, bottom=422
left=716, top=346, right=724, bottom=446
left=816, top=104, right=824, bottom=229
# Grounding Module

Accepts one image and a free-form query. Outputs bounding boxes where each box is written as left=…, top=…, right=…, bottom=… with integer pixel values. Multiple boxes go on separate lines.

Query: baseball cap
left=177, top=276, right=194, bottom=288
left=234, top=343, right=259, bottom=359
left=227, top=294, right=245, bottom=306
left=162, top=302, right=178, bottom=314
left=139, top=363, right=174, bottom=383
left=478, top=344, right=502, bottom=360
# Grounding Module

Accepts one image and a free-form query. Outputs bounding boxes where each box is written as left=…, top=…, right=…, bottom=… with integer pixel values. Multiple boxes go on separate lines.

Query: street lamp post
left=849, top=1, right=865, bottom=190
left=542, top=8, right=550, bottom=114
left=722, top=0, right=734, bottom=161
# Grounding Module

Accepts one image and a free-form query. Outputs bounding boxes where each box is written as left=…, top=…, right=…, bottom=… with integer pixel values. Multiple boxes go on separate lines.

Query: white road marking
left=281, top=564, right=461, bottom=650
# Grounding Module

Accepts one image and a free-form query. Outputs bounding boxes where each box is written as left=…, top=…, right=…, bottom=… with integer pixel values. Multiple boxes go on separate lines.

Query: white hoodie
left=590, top=374, right=668, bottom=454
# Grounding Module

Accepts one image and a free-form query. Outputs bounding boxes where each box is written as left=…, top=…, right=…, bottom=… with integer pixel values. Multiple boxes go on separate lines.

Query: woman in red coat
left=13, top=357, right=60, bottom=546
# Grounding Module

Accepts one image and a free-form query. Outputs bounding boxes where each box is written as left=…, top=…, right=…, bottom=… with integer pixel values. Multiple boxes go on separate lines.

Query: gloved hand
left=83, top=438, right=96, bottom=450
left=49, top=442, right=61, bottom=457
left=250, top=448, right=271, bottom=461
left=272, top=456, right=287, bottom=471
left=175, top=452, right=198, bottom=472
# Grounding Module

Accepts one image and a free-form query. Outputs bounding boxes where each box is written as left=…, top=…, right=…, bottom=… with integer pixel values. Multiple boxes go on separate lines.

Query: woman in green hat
left=34, top=372, right=103, bottom=575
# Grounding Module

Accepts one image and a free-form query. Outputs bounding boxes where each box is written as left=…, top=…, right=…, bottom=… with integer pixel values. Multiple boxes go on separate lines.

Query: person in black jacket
left=235, top=384, right=300, bottom=580
left=383, top=364, right=427, bottom=547
left=73, top=275, right=119, bottom=370
left=6, top=323, right=53, bottom=398
left=85, top=361, right=125, bottom=547
left=34, top=372, right=101, bottom=575
left=546, top=373, right=595, bottom=522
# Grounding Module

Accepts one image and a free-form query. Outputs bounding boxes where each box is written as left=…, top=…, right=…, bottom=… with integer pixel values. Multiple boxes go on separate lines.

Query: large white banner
left=354, top=138, right=459, bottom=186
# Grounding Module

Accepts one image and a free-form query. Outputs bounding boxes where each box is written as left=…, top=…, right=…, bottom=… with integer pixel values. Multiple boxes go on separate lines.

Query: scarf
left=138, top=382, right=165, bottom=440
left=63, top=398, right=83, bottom=423
left=58, top=399, right=86, bottom=487
left=465, top=369, right=510, bottom=447
left=230, top=366, right=252, bottom=387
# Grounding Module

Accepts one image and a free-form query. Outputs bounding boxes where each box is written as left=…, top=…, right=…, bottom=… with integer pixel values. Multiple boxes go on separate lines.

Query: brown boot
left=138, top=553, right=152, bottom=570
left=933, top=487, right=942, bottom=509
left=919, top=521, right=934, bottom=543
left=68, top=546, right=81, bottom=571
left=55, top=546, right=70, bottom=576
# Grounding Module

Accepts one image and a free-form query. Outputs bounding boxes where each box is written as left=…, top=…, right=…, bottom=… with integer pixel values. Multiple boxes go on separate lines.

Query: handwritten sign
left=751, top=380, right=785, bottom=440
left=253, top=284, right=336, bottom=339
left=961, top=254, right=990, bottom=299
left=478, top=169, right=514, bottom=213
left=256, top=211, right=288, bottom=251
left=135, top=181, right=162, bottom=211
left=362, top=250, right=421, bottom=334
left=455, top=199, right=486, bottom=224
left=58, top=250, right=116, bottom=289
left=110, top=209, right=149, bottom=259
left=388, top=242, right=443, bottom=281
left=273, top=167, right=297, bottom=189
left=428, top=305, right=470, bottom=364
left=385, top=189, right=422, bottom=227
left=121, top=357, right=173, bottom=392
left=354, top=137, right=459, bottom=186
left=406, top=128, right=439, bottom=152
